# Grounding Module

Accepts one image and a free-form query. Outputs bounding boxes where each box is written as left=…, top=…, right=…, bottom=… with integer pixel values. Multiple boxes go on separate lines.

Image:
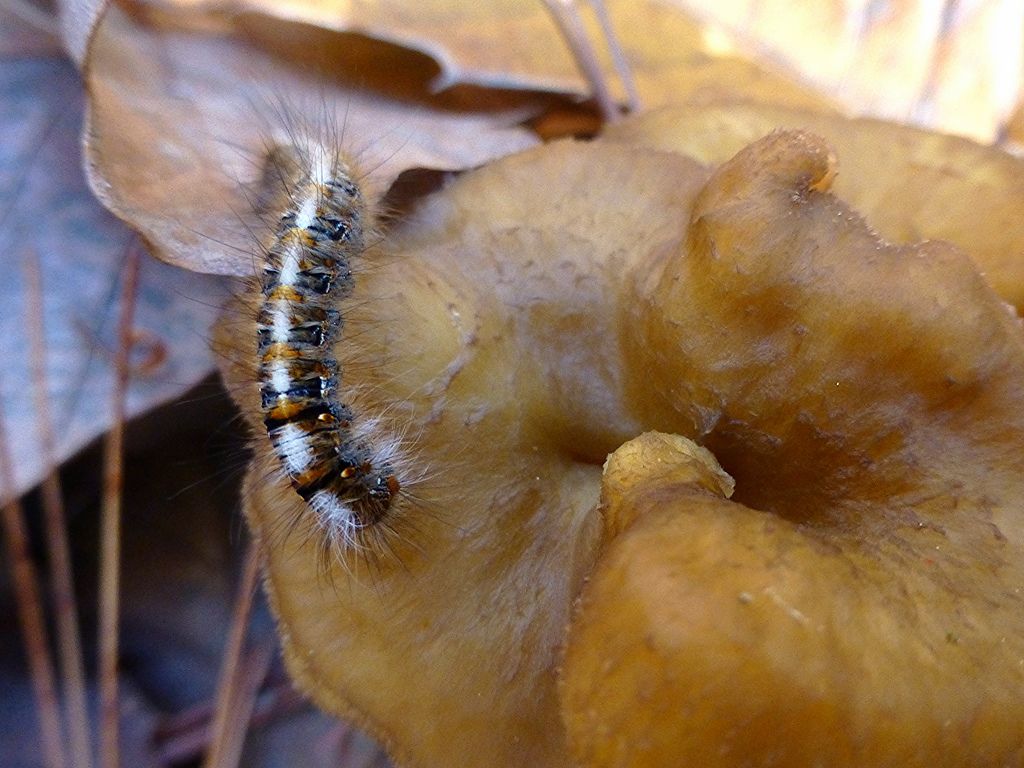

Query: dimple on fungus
left=216, top=127, right=1024, bottom=767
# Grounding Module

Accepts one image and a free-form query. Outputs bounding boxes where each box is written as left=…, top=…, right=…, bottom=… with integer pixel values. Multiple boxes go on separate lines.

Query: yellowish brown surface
left=217, top=140, right=709, bottom=767
left=563, top=131, right=1024, bottom=767
left=45, top=0, right=1024, bottom=761
left=217, top=127, right=1024, bottom=767
left=604, top=103, right=1024, bottom=311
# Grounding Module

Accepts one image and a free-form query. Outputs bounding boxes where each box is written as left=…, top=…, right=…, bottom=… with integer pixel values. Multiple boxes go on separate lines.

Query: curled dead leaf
left=0, top=52, right=224, bottom=500
left=133, top=0, right=833, bottom=111
left=80, top=2, right=541, bottom=275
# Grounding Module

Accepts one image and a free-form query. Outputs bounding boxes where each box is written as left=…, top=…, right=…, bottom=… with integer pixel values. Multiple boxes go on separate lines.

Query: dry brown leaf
left=603, top=103, right=1024, bottom=311
left=128, top=0, right=833, bottom=112
left=668, top=0, right=1024, bottom=141
left=216, top=124, right=1024, bottom=766
left=58, top=0, right=110, bottom=63
left=70, top=0, right=843, bottom=278
left=146, top=0, right=588, bottom=93
left=0, top=44, right=225, bottom=501
left=562, top=131, right=1024, bottom=766
left=78, top=1, right=542, bottom=275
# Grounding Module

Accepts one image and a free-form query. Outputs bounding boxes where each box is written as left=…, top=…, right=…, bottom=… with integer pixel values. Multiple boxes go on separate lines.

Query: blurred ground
left=0, top=375, right=392, bottom=766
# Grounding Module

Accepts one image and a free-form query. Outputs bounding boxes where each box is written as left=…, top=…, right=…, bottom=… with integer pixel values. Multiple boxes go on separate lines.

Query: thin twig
left=154, top=683, right=304, bottom=766
left=318, top=722, right=355, bottom=765
left=214, top=638, right=276, bottom=768
left=589, top=0, right=640, bottom=113
left=332, top=723, right=356, bottom=765
left=541, top=0, right=620, bottom=122
left=910, top=0, right=961, bottom=126
left=25, top=251, right=94, bottom=768
left=0, top=385, right=67, bottom=768
left=202, top=542, right=262, bottom=768
left=99, top=243, right=143, bottom=768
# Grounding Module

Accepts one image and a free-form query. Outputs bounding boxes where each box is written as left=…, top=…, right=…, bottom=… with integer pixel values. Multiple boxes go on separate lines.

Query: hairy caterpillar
left=253, top=140, right=404, bottom=551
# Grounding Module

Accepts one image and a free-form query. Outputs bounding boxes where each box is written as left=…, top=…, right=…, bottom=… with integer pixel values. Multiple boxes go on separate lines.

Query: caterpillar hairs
left=252, top=138, right=406, bottom=553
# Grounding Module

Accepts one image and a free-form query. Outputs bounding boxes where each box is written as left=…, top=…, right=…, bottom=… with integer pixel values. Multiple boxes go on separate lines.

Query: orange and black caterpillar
left=255, top=145, right=401, bottom=545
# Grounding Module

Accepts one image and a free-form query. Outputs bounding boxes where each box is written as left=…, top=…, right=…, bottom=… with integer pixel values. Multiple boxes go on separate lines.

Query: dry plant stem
left=24, top=251, right=94, bottom=768
left=590, top=0, right=640, bottom=112
left=202, top=542, right=261, bottom=768
left=154, top=683, right=304, bottom=766
left=213, top=638, right=276, bottom=768
left=542, top=0, right=620, bottom=122
left=910, top=0, right=959, bottom=124
left=0, top=409, right=67, bottom=768
left=0, top=496, right=68, bottom=768
left=99, top=244, right=142, bottom=768
left=333, top=725, right=357, bottom=766
left=0, top=445, right=68, bottom=768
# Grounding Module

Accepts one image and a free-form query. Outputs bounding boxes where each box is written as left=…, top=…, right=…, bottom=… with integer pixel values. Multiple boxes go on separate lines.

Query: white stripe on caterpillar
left=253, top=141, right=404, bottom=550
